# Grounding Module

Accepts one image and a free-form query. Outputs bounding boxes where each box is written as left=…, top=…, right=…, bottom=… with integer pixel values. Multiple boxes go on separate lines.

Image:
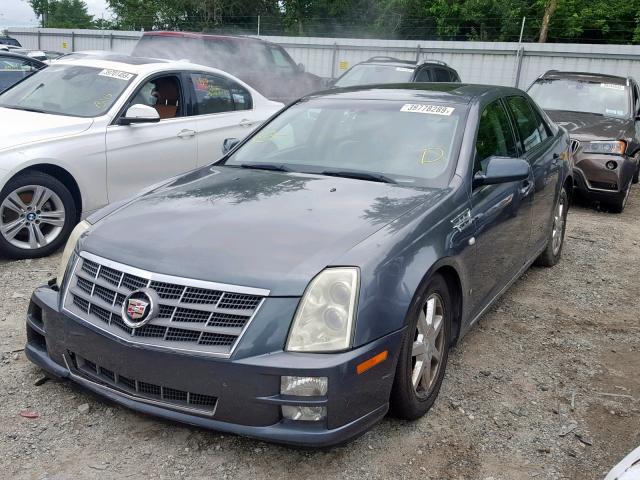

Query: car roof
left=50, top=53, right=258, bottom=89
left=539, top=70, right=628, bottom=85
left=305, top=83, right=521, bottom=105
left=357, top=57, right=454, bottom=70
left=141, top=31, right=276, bottom=47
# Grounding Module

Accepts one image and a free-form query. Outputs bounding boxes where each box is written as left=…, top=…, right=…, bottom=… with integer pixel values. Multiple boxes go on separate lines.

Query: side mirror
left=118, top=104, right=160, bottom=125
left=222, top=138, right=240, bottom=154
left=473, top=156, right=530, bottom=188
left=297, top=62, right=305, bottom=73
left=325, top=78, right=337, bottom=88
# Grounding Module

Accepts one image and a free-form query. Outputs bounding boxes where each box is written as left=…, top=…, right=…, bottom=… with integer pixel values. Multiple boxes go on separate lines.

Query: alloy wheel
left=0, top=185, right=66, bottom=250
left=411, top=293, right=446, bottom=397
left=551, top=194, right=566, bottom=255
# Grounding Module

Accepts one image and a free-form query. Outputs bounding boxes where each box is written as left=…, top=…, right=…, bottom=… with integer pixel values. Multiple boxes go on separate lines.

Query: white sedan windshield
left=0, top=64, right=136, bottom=117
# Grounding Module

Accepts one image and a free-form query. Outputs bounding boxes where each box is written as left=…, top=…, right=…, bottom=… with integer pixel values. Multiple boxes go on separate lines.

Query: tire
left=535, top=186, right=569, bottom=267
left=390, top=273, right=451, bottom=420
left=0, top=172, right=77, bottom=259
left=607, top=181, right=631, bottom=214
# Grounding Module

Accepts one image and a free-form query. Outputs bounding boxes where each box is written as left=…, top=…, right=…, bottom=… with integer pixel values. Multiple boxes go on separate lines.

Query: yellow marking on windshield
left=420, top=147, right=445, bottom=164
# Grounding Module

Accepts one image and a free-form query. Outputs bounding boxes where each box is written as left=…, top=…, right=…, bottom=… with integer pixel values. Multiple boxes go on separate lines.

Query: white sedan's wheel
left=0, top=172, right=76, bottom=259
left=1, top=185, right=66, bottom=250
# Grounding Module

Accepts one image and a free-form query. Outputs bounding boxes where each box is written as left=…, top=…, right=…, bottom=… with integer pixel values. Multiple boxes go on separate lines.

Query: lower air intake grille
left=72, top=353, right=217, bottom=414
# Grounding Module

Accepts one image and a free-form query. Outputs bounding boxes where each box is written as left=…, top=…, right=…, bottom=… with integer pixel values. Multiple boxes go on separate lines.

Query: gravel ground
left=1, top=189, right=639, bottom=480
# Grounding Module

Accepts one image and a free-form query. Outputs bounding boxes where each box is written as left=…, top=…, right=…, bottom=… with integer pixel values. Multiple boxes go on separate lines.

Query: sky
left=0, top=0, right=111, bottom=29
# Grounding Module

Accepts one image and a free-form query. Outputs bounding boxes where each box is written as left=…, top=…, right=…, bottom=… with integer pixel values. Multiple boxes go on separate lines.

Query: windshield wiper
left=239, top=163, right=291, bottom=172
left=320, top=169, right=396, bottom=184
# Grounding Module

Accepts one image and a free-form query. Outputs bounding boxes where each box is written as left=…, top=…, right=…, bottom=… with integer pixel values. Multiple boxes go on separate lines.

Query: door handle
left=177, top=129, right=196, bottom=139
left=239, top=119, right=254, bottom=128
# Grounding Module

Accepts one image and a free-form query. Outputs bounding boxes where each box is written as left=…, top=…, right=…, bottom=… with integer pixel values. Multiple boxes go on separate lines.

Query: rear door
left=186, top=72, right=261, bottom=166
left=469, top=99, right=534, bottom=314
left=505, top=95, right=560, bottom=252
left=105, top=72, right=198, bottom=202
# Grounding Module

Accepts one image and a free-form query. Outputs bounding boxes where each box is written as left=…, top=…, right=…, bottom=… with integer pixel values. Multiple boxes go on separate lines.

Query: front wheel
left=390, top=273, right=451, bottom=420
left=0, top=172, right=77, bottom=259
left=535, top=186, right=569, bottom=267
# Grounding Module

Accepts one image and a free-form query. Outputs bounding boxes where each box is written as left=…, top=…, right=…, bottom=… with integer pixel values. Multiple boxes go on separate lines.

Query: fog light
left=606, top=160, right=618, bottom=170
left=280, top=376, right=328, bottom=396
left=282, top=405, right=327, bottom=421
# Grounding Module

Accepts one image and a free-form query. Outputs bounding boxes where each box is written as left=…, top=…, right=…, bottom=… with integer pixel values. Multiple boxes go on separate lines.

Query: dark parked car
left=528, top=70, right=639, bottom=212
left=0, top=36, right=21, bottom=47
left=333, top=57, right=461, bottom=88
left=131, top=31, right=324, bottom=104
left=0, top=51, right=46, bottom=92
left=26, top=84, right=571, bottom=447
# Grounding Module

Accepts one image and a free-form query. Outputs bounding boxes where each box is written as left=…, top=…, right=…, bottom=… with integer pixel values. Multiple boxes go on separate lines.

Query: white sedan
left=0, top=53, right=283, bottom=258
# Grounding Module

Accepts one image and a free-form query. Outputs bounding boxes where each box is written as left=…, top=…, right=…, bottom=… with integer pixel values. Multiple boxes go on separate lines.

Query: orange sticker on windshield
left=420, top=147, right=445, bottom=164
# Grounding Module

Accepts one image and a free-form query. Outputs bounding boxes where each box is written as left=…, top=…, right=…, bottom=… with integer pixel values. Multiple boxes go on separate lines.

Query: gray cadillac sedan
left=26, top=84, right=572, bottom=447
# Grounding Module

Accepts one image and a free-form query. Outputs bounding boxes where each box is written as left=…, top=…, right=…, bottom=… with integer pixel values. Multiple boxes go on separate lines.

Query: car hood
left=82, top=167, right=439, bottom=296
left=545, top=110, right=632, bottom=140
left=0, top=107, right=93, bottom=151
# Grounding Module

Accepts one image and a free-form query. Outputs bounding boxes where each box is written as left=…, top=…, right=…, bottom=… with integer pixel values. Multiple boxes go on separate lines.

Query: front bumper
left=573, top=153, right=636, bottom=200
left=25, top=285, right=403, bottom=447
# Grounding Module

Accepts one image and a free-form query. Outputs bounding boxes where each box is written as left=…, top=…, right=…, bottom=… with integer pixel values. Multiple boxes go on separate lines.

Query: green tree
left=30, top=0, right=94, bottom=28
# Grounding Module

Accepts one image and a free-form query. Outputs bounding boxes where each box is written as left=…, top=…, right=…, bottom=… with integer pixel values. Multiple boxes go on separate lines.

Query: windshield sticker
left=601, top=83, right=625, bottom=91
left=396, top=67, right=414, bottom=72
left=98, top=69, right=134, bottom=81
left=401, top=104, right=454, bottom=116
left=606, top=108, right=624, bottom=116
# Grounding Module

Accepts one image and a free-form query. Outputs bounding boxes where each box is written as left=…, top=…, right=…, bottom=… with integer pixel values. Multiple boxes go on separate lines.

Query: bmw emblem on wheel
left=121, top=289, right=158, bottom=328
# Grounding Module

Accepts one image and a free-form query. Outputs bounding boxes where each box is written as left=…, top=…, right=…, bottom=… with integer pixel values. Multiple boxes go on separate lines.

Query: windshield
left=528, top=79, right=630, bottom=118
left=335, top=64, right=415, bottom=88
left=0, top=64, right=135, bottom=117
left=224, top=98, right=464, bottom=187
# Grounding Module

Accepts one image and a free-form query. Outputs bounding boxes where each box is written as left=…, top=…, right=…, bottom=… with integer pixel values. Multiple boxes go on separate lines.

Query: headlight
left=56, top=220, right=90, bottom=284
left=286, top=268, right=359, bottom=352
left=582, top=140, right=626, bottom=155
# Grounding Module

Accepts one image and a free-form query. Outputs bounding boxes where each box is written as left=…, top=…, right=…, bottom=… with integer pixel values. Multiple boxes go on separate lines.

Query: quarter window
left=474, top=100, right=518, bottom=174
left=507, top=96, right=548, bottom=152
left=190, top=74, right=253, bottom=115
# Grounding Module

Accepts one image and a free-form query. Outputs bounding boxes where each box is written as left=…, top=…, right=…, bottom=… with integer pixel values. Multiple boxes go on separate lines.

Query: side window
left=633, top=83, right=640, bottom=115
left=474, top=100, right=518, bottom=174
left=190, top=74, right=233, bottom=115
left=433, top=68, right=452, bottom=82
left=414, top=68, right=432, bottom=82
left=506, top=96, right=547, bottom=153
left=190, top=74, right=253, bottom=114
left=130, top=75, right=182, bottom=120
left=228, top=80, right=253, bottom=111
left=267, top=46, right=295, bottom=73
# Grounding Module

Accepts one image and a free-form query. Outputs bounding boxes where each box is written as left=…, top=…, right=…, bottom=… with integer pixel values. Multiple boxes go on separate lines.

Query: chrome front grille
left=71, top=352, right=217, bottom=415
left=570, top=139, right=581, bottom=154
left=63, top=252, right=268, bottom=356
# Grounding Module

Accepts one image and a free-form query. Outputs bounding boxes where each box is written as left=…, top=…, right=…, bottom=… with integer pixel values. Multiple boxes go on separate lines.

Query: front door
left=505, top=95, right=561, bottom=252
left=106, top=73, right=198, bottom=203
left=469, top=99, right=534, bottom=316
